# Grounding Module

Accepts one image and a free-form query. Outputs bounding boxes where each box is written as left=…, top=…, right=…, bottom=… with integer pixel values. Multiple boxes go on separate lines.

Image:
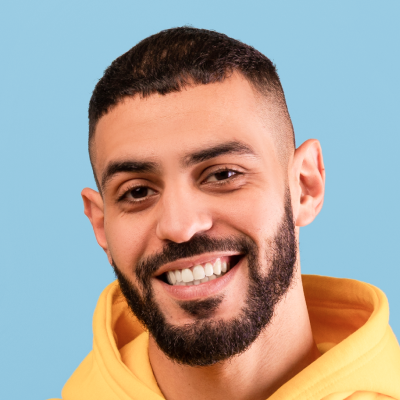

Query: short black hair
left=88, top=27, right=294, bottom=186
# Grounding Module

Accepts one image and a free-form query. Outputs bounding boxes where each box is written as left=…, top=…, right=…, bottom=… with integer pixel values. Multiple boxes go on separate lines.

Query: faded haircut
left=88, top=26, right=295, bottom=188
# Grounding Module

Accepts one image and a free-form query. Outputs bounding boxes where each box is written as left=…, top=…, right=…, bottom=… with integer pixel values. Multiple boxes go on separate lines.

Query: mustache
left=134, top=234, right=256, bottom=286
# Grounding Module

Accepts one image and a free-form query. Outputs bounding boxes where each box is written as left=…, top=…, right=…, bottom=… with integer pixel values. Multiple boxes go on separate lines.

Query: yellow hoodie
left=50, top=275, right=400, bottom=400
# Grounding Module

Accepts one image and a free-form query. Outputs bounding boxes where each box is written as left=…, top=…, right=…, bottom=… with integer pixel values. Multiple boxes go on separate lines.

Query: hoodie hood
left=55, top=275, right=400, bottom=400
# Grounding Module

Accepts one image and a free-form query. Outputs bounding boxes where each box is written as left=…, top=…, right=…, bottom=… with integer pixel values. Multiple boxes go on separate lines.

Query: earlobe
left=291, top=139, right=325, bottom=227
left=81, top=188, right=110, bottom=255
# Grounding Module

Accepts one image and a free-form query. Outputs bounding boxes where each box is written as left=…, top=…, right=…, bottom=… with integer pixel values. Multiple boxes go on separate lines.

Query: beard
left=113, top=189, right=297, bottom=367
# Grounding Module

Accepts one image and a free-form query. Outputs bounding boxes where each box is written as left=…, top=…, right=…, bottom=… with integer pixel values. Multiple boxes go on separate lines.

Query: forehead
left=93, top=74, right=277, bottom=174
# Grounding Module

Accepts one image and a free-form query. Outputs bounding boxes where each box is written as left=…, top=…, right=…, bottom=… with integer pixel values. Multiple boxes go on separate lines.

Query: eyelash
left=117, top=184, right=155, bottom=203
left=203, top=167, right=242, bottom=185
left=117, top=167, right=242, bottom=204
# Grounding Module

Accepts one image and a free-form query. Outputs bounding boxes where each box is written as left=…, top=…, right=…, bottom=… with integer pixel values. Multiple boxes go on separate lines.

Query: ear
left=290, top=139, right=325, bottom=227
left=81, top=188, right=112, bottom=263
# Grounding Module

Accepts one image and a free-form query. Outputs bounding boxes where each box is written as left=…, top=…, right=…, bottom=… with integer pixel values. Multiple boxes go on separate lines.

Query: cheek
left=104, top=211, right=153, bottom=275
left=213, top=186, right=283, bottom=242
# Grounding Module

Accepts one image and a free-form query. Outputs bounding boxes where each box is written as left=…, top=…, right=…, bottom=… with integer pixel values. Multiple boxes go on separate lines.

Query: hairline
left=89, top=73, right=294, bottom=191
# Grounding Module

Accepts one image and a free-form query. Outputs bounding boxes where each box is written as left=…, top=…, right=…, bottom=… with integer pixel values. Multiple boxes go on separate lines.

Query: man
left=54, top=27, right=400, bottom=399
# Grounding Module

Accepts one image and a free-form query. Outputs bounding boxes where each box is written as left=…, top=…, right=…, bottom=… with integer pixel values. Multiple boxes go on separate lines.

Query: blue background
left=0, top=1, right=399, bottom=398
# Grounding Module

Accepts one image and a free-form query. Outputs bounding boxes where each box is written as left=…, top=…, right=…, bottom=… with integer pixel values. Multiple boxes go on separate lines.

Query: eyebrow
left=181, top=140, right=259, bottom=168
left=101, top=160, right=160, bottom=189
left=101, top=140, right=258, bottom=191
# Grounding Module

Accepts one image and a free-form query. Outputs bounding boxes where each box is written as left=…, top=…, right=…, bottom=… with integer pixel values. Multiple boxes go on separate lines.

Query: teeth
left=213, top=258, right=221, bottom=275
left=175, top=270, right=182, bottom=282
left=182, top=268, right=194, bottom=283
left=204, top=263, right=214, bottom=277
left=221, top=261, right=227, bottom=273
left=167, top=271, right=176, bottom=285
left=193, top=265, right=205, bottom=280
left=165, top=258, right=232, bottom=286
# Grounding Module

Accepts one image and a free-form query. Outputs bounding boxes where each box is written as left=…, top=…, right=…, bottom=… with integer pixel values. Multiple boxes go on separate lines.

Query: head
left=88, top=27, right=295, bottom=179
left=82, top=27, right=325, bottom=366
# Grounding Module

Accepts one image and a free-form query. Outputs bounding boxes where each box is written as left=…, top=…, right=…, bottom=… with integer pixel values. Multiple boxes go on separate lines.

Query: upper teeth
left=166, top=258, right=229, bottom=286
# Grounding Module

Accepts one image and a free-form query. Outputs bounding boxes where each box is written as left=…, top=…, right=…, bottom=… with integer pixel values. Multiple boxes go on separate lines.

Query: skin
left=82, top=73, right=325, bottom=400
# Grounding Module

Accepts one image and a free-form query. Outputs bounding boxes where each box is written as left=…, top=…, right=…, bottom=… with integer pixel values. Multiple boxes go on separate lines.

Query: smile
left=163, top=257, right=232, bottom=286
left=157, top=254, right=243, bottom=288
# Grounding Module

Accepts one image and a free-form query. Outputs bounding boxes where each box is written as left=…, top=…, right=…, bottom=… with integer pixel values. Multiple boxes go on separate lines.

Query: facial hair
left=113, top=190, right=297, bottom=367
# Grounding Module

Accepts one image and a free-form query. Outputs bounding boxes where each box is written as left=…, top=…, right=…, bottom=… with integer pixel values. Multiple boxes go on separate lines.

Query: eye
left=205, top=169, right=239, bottom=183
left=120, top=186, right=157, bottom=203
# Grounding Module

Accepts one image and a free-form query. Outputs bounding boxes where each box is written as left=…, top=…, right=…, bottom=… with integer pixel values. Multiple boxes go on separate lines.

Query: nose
left=155, top=185, right=213, bottom=243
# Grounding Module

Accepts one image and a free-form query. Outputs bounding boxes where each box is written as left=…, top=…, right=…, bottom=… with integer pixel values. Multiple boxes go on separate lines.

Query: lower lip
left=156, top=257, right=244, bottom=301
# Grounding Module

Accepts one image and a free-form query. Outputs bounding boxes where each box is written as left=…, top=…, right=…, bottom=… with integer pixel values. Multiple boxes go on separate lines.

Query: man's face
left=91, top=74, right=297, bottom=365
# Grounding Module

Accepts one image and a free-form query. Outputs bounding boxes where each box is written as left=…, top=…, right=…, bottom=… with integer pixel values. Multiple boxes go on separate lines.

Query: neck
left=148, top=272, right=319, bottom=400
